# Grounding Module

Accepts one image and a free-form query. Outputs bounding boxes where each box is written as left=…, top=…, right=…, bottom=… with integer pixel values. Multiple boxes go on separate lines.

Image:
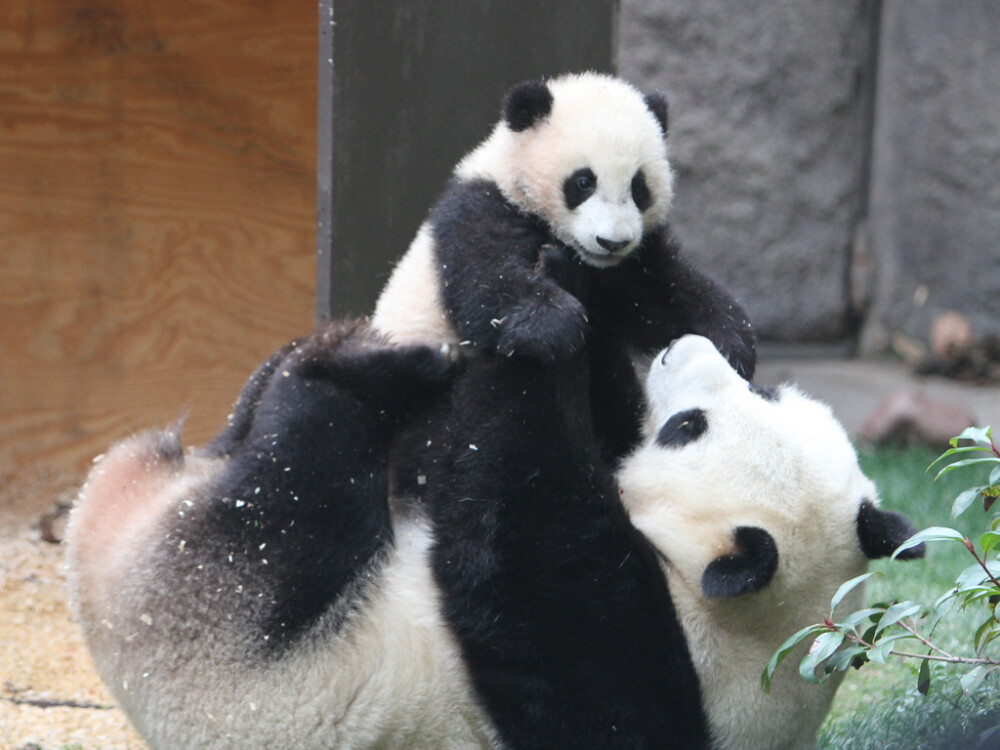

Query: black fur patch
left=563, top=167, right=597, bottom=210
left=656, top=408, right=707, bottom=448
left=643, top=91, right=669, bottom=136
left=631, top=169, right=652, bottom=212
left=503, top=79, right=553, bottom=132
left=749, top=382, right=780, bottom=402
left=856, top=499, right=925, bottom=560
left=702, top=526, right=779, bottom=598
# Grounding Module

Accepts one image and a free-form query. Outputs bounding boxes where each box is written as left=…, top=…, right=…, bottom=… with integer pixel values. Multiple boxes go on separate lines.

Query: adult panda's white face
left=457, top=73, right=675, bottom=268
left=620, top=334, right=922, bottom=608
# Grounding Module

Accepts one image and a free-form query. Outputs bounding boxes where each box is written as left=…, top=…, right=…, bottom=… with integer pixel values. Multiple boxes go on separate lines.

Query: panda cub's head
left=457, top=72, right=674, bottom=268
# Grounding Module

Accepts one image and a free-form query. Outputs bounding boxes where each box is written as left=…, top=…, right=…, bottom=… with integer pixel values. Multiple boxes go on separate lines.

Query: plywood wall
left=0, top=0, right=317, bottom=477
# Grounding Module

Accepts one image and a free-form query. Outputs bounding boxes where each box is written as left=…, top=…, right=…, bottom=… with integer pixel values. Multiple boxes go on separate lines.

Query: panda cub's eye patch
left=631, top=169, right=652, bottom=212
left=656, top=408, right=708, bottom=448
left=564, top=168, right=598, bottom=210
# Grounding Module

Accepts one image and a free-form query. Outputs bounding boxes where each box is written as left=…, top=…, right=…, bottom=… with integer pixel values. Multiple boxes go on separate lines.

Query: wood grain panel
left=0, top=0, right=317, bottom=476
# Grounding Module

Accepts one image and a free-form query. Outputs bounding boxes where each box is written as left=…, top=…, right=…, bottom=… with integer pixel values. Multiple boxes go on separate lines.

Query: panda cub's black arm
left=421, top=353, right=709, bottom=749
left=593, top=226, right=757, bottom=380
left=431, top=177, right=589, bottom=361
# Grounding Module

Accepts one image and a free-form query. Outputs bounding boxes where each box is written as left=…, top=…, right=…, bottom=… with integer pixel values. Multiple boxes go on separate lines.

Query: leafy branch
left=763, top=426, right=1000, bottom=698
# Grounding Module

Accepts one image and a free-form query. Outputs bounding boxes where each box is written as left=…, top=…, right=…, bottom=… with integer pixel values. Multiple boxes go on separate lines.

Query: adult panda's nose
left=595, top=236, right=630, bottom=253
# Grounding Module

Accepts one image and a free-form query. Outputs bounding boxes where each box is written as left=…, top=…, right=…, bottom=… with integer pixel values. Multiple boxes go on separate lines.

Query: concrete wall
left=619, top=0, right=1000, bottom=352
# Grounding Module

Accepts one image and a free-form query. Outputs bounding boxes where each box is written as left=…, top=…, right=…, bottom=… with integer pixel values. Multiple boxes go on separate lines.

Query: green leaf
left=830, top=572, right=877, bottom=614
left=799, top=632, right=844, bottom=684
left=874, top=601, right=923, bottom=638
left=954, top=487, right=987, bottom=519
left=824, top=644, right=868, bottom=674
left=934, top=457, right=1000, bottom=481
left=982, top=530, right=1000, bottom=558
left=960, top=664, right=990, bottom=695
left=973, top=615, right=1000, bottom=651
left=956, top=426, right=994, bottom=445
left=918, top=658, right=931, bottom=695
left=891, top=527, right=966, bottom=561
left=836, top=608, right=886, bottom=631
left=762, top=623, right=828, bottom=694
left=990, top=464, right=1000, bottom=486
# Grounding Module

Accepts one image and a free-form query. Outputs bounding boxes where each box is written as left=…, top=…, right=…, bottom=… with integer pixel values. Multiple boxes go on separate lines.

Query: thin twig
left=0, top=694, right=113, bottom=710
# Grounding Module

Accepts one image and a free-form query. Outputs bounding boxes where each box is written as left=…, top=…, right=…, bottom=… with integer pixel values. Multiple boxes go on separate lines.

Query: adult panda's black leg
left=180, top=322, right=461, bottom=652
left=421, top=351, right=709, bottom=749
left=206, top=338, right=303, bottom=458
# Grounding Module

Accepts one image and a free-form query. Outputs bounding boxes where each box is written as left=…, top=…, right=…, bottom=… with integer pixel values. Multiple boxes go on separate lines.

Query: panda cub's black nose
left=596, top=237, right=630, bottom=253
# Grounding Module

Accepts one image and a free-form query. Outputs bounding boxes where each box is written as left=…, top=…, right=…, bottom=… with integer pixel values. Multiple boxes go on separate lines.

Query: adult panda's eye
left=656, top=408, right=708, bottom=448
left=563, top=168, right=597, bottom=210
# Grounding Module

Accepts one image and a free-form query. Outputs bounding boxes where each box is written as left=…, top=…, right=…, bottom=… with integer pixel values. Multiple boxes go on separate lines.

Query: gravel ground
left=0, top=467, right=147, bottom=750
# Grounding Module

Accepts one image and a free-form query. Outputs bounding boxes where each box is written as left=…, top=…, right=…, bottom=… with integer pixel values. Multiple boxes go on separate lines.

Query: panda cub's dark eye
left=631, top=169, right=652, bottom=212
left=656, top=408, right=708, bottom=448
left=564, top=168, right=597, bottom=210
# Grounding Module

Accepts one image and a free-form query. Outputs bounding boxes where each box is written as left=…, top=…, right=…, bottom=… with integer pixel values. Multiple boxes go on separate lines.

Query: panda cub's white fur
left=371, top=71, right=674, bottom=344
left=619, top=335, right=889, bottom=750
left=454, top=73, right=674, bottom=266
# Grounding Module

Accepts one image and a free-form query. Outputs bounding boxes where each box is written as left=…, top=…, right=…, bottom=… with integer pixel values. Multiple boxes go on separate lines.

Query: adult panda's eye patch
left=656, top=408, right=707, bottom=448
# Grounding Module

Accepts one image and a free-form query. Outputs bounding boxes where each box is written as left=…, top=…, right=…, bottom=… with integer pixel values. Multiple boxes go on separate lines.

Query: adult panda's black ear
left=857, top=499, right=925, bottom=560
left=644, top=90, right=669, bottom=137
left=503, top=79, right=553, bottom=132
left=702, top=526, right=778, bottom=598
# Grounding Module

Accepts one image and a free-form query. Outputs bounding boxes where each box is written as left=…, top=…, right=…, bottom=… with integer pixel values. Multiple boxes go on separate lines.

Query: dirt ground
left=0, top=466, right=147, bottom=750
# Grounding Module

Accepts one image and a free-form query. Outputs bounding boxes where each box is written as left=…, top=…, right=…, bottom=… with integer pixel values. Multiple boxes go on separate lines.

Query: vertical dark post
left=316, top=0, right=619, bottom=322
left=316, top=0, right=335, bottom=323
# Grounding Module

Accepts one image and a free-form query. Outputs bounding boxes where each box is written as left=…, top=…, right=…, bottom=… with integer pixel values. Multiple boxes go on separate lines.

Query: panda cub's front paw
left=495, top=291, right=589, bottom=362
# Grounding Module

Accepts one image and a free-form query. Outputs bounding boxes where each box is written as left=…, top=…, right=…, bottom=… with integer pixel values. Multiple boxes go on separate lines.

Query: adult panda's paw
left=295, top=320, right=464, bottom=409
left=495, top=289, right=589, bottom=362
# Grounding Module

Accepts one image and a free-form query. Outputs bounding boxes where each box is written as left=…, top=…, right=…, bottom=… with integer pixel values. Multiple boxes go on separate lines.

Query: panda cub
left=617, top=335, right=926, bottom=749
left=66, top=323, right=922, bottom=750
left=373, top=72, right=756, bottom=461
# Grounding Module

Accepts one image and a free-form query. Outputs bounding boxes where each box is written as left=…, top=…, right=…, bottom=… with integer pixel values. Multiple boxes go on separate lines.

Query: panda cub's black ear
left=702, top=526, right=779, bottom=598
left=644, top=91, right=669, bottom=137
left=503, top=79, right=554, bottom=132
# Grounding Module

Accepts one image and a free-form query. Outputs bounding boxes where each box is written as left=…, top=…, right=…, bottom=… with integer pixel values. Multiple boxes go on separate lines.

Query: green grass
left=815, top=444, right=1000, bottom=749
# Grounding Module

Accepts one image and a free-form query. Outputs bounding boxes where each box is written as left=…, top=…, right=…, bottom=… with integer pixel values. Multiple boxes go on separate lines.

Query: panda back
left=372, top=222, right=459, bottom=347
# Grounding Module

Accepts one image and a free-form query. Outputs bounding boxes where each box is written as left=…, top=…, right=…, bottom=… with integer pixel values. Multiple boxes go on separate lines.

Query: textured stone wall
left=619, top=0, right=1000, bottom=351
left=860, top=0, right=1000, bottom=355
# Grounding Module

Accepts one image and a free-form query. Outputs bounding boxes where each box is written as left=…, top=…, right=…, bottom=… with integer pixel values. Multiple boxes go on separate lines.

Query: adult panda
left=372, top=72, right=756, bottom=462
left=66, top=323, right=923, bottom=750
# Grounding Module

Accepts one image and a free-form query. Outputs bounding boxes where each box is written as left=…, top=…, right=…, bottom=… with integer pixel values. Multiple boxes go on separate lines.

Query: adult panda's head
left=619, top=334, right=924, bottom=608
left=618, top=334, right=925, bottom=748
left=457, top=72, right=674, bottom=268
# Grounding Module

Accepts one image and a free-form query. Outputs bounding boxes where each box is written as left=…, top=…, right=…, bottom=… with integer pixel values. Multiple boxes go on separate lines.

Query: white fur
left=373, top=72, right=673, bottom=343
left=457, top=73, right=673, bottom=267
left=65, top=438, right=500, bottom=750
left=618, top=335, right=876, bottom=750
